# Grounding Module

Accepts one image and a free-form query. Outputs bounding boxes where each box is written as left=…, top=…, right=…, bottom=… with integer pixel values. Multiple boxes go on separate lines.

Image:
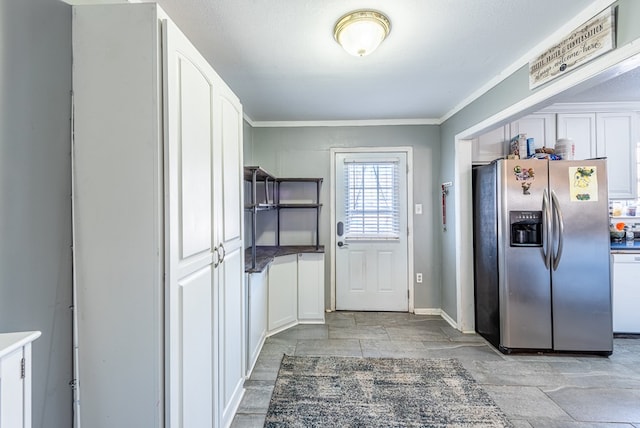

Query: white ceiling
left=153, top=0, right=625, bottom=123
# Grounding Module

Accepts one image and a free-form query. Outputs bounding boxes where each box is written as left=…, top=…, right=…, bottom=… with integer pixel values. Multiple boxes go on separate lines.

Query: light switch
left=415, top=204, right=423, bottom=215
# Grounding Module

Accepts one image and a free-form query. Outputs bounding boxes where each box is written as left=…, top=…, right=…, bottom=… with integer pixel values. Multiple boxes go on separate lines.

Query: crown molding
left=248, top=118, right=439, bottom=128
left=540, top=101, right=640, bottom=113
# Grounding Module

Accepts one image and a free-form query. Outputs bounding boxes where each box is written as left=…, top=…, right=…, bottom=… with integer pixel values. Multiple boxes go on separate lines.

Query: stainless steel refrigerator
left=473, top=158, right=612, bottom=355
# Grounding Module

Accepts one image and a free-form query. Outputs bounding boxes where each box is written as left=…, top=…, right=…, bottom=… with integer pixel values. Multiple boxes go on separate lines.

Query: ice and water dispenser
left=510, top=211, right=543, bottom=247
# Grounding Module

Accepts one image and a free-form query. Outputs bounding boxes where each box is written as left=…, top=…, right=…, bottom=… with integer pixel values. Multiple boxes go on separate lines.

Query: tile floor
left=231, top=312, right=640, bottom=427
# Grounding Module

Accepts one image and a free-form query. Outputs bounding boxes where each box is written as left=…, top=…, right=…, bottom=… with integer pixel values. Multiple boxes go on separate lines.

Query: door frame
left=329, top=147, right=414, bottom=312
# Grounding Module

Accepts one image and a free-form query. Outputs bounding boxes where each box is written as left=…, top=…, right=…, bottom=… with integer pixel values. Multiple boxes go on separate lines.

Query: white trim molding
left=248, top=118, right=439, bottom=128
left=413, top=308, right=442, bottom=316
left=440, top=310, right=458, bottom=331
left=541, top=101, right=640, bottom=113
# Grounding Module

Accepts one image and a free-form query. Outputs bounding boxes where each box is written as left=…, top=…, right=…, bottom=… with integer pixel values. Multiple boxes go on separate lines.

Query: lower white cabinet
left=265, top=252, right=326, bottom=333
left=268, top=254, right=299, bottom=332
left=0, top=331, right=40, bottom=428
left=246, top=270, right=268, bottom=373
left=612, top=253, right=640, bottom=333
left=297, top=253, right=326, bottom=323
left=246, top=252, right=325, bottom=375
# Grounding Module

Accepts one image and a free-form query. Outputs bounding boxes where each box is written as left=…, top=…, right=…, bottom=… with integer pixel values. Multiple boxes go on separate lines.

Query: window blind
left=343, top=160, right=400, bottom=239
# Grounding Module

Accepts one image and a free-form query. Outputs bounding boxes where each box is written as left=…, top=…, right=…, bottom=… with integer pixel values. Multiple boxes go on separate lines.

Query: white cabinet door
left=596, top=112, right=638, bottom=199
left=556, top=113, right=597, bottom=160
left=510, top=113, right=556, bottom=151
left=268, top=254, right=298, bottom=332
left=246, top=270, right=268, bottom=373
left=0, top=333, right=39, bottom=428
left=612, top=254, right=640, bottom=333
left=297, top=253, right=325, bottom=323
left=472, top=125, right=508, bottom=163
left=0, top=348, right=25, bottom=428
left=557, top=111, right=637, bottom=199
left=164, top=18, right=216, bottom=428
left=214, top=85, right=246, bottom=428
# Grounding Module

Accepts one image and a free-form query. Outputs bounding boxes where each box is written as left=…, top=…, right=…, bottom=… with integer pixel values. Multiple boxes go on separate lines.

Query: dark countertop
left=245, top=245, right=325, bottom=273
left=611, top=240, right=640, bottom=253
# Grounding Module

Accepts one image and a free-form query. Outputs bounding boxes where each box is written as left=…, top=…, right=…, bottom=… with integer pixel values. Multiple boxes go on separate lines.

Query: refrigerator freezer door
left=548, top=159, right=612, bottom=353
left=498, top=159, right=552, bottom=350
left=472, top=163, right=500, bottom=348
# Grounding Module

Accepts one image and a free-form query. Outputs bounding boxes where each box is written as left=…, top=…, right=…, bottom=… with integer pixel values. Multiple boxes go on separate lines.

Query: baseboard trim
left=246, top=331, right=267, bottom=379
left=413, top=308, right=442, bottom=316
left=440, top=310, right=458, bottom=330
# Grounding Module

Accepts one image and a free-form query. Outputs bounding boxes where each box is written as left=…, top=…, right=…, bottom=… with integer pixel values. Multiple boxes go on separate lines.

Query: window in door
left=343, top=160, right=400, bottom=240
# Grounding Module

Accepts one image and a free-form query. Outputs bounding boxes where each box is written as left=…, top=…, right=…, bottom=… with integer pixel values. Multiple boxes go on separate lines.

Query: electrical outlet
left=415, top=204, right=423, bottom=215
left=416, top=273, right=423, bottom=283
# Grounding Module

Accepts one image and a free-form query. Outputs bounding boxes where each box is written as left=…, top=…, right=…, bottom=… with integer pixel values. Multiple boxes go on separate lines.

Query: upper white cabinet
left=557, top=110, right=638, bottom=199
left=556, top=113, right=597, bottom=160
left=73, top=4, right=244, bottom=427
left=472, top=125, right=509, bottom=164
left=472, top=114, right=556, bottom=164
left=596, top=113, right=638, bottom=199
left=510, top=113, right=556, bottom=151
left=474, top=105, right=638, bottom=200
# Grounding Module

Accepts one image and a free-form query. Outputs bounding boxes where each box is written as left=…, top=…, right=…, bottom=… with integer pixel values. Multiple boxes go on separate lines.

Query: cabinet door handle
left=213, top=246, right=220, bottom=268
left=218, top=243, right=226, bottom=265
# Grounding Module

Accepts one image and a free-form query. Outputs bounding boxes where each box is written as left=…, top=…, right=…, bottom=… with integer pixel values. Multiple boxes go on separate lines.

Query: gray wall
left=247, top=125, right=442, bottom=310
left=438, top=0, right=640, bottom=319
left=243, top=119, right=255, bottom=165
left=0, top=1, right=73, bottom=427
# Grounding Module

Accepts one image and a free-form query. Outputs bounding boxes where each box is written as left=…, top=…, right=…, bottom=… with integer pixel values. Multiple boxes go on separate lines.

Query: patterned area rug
left=264, top=355, right=512, bottom=427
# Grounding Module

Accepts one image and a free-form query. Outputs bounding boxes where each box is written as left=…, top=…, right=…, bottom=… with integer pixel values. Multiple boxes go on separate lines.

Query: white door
left=214, top=88, right=246, bottom=428
left=335, top=152, right=409, bottom=311
left=163, top=20, right=216, bottom=427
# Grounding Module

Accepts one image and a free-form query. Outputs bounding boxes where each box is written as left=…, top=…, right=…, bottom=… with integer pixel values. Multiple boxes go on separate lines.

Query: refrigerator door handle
left=542, top=189, right=552, bottom=269
left=551, top=190, right=565, bottom=271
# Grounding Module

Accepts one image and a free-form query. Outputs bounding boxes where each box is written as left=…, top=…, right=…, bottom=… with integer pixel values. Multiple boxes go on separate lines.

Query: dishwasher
left=612, top=253, right=640, bottom=334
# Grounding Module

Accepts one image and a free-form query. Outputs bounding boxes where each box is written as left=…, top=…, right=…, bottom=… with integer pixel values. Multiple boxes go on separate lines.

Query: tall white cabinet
left=73, top=4, right=244, bottom=427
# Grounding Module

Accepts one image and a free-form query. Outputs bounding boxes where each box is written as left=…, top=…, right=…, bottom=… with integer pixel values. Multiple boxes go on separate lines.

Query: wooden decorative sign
left=529, top=7, right=616, bottom=89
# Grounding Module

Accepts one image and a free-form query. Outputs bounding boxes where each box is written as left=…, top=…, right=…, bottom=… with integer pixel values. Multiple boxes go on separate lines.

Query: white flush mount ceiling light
left=334, top=10, right=391, bottom=57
